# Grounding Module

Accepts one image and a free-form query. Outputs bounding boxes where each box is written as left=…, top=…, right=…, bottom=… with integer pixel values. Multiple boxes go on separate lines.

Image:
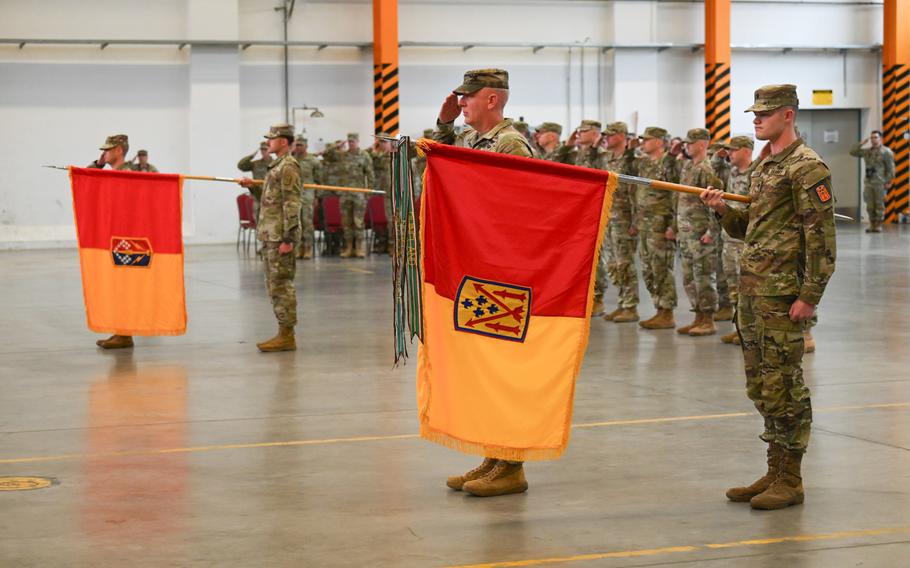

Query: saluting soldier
left=337, top=133, right=374, bottom=258
left=702, top=84, right=837, bottom=510
left=238, top=141, right=272, bottom=228
left=132, top=149, right=159, bottom=173
left=239, top=124, right=303, bottom=352
left=849, top=130, right=895, bottom=232
left=434, top=68, right=535, bottom=498
left=293, top=135, right=321, bottom=259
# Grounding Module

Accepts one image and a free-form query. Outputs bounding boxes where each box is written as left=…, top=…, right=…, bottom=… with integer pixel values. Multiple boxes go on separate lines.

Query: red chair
left=365, top=195, right=388, bottom=255
left=236, top=193, right=257, bottom=254
left=321, top=196, right=343, bottom=256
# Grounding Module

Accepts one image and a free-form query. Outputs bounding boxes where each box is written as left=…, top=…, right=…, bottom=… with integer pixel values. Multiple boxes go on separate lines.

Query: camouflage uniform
left=258, top=132, right=303, bottom=329
left=412, top=128, right=434, bottom=199
left=534, top=122, right=564, bottom=163
left=338, top=136, right=374, bottom=251
left=721, top=91, right=836, bottom=453
left=632, top=128, right=682, bottom=311
left=295, top=139, right=321, bottom=257
left=712, top=137, right=754, bottom=306
left=600, top=122, right=639, bottom=310
left=849, top=140, right=895, bottom=224
left=238, top=147, right=271, bottom=223
left=371, top=145, right=393, bottom=250
left=677, top=129, right=725, bottom=314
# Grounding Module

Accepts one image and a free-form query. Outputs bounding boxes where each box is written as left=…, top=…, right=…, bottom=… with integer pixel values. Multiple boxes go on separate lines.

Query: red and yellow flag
left=417, top=142, right=616, bottom=461
left=70, top=167, right=186, bottom=336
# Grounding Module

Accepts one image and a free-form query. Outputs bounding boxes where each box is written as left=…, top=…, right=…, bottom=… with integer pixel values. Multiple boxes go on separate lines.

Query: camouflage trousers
left=679, top=235, right=718, bottom=313
left=296, top=194, right=315, bottom=256
left=637, top=225, right=677, bottom=310
left=340, top=193, right=366, bottom=242
left=605, top=223, right=639, bottom=309
left=263, top=242, right=297, bottom=327
left=594, top=230, right=611, bottom=296
left=383, top=192, right=394, bottom=249
left=864, top=182, right=885, bottom=223
left=716, top=234, right=731, bottom=309
left=721, top=237, right=744, bottom=306
left=737, top=294, right=812, bottom=453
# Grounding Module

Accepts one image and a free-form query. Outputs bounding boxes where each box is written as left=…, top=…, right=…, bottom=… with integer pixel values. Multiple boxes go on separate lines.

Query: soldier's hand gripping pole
left=615, top=173, right=750, bottom=204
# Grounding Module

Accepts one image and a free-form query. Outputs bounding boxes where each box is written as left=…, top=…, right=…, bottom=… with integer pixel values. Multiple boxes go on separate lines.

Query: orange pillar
left=883, top=0, right=909, bottom=223
left=705, top=0, right=731, bottom=142
left=373, top=0, right=399, bottom=136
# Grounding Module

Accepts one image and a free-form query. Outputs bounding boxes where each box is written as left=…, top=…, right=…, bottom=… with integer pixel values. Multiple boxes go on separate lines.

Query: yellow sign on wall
left=813, top=90, right=834, bottom=105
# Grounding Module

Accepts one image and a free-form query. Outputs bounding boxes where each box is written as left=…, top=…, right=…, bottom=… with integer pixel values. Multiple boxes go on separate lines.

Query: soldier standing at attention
left=702, top=84, right=836, bottom=510
left=676, top=128, right=725, bottom=337
left=712, top=136, right=755, bottom=345
left=533, top=122, right=563, bottom=162
left=849, top=130, right=895, bottom=233
left=89, top=134, right=138, bottom=350
left=600, top=121, right=640, bottom=323
left=338, top=133, right=374, bottom=258
left=292, top=135, right=321, bottom=260
left=239, top=124, right=303, bottom=352
left=238, top=141, right=272, bottom=227
left=433, top=68, right=535, bottom=498
left=132, top=149, right=159, bottom=172
left=633, top=127, right=683, bottom=330
left=370, top=136, right=394, bottom=254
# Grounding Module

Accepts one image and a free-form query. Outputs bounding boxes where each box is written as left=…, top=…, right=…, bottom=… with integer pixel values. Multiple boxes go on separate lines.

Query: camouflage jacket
left=677, top=158, right=724, bottom=238
left=86, top=161, right=133, bottom=171
left=295, top=154, right=320, bottom=203
left=132, top=163, right=159, bottom=173
left=849, top=143, right=895, bottom=185
left=238, top=153, right=271, bottom=201
left=370, top=149, right=393, bottom=194
left=720, top=139, right=836, bottom=305
left=258, top=153, right=302, bottom=243
left=433, top=118, right=534, bottom=157
left=537, top=145, right=564, bottom=163
left=336, top=149, right=374, bottom=189
left=631, top=152, right=682, bottom=231
left=601, top=148, right=637, bottom=225
left=555, top=144, right=602, bottom=169
left=711, top=155, right=754, bottom=242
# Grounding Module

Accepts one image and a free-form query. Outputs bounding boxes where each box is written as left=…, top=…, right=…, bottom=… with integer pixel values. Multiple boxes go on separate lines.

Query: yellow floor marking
left=346, top=267, right=374, bottom=274
left=446, top=527, right=910, bottom=568
left=1, top=402, right=907, bottom=465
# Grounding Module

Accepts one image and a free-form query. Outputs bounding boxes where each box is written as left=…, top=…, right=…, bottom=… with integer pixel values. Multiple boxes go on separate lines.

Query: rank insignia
left=454, top=276, right=532, bottom=342
left=111, top=237, right=152, bottom=267
left=814, top=184, right=832, bottom=204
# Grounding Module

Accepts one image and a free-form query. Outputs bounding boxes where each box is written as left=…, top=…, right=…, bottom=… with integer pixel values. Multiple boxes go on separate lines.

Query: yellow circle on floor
left=0, top=477, right=53, bottom=491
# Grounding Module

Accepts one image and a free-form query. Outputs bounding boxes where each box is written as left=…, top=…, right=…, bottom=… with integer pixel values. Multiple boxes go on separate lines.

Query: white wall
left=0, top=0, right=888, bottom=248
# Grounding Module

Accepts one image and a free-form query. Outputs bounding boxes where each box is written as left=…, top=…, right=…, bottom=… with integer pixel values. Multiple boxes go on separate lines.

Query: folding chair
left=236, top=193, right=257, bottom=254
left=321, top=196, right=343, bottom=256
left=365, top=195, right=389, bottom=255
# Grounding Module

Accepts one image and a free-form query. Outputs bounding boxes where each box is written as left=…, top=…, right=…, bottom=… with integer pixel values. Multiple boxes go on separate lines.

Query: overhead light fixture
left=309, top=108, right=324, bottom=118
left=293, top=105, right=324, bottom=118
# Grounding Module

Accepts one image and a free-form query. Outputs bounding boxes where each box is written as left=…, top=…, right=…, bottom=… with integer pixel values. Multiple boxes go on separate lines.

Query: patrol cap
left=263, top=123, right=294, bottom=139
left=641, top=126, right=668, bottom=140
left=724, top=135, right=755, bottom=151
left=745, top=84, right=799, bottom=113
left=453, top=68, right=509, bottom=95
left=603, top=121, right=628, bottom=136
left=422, top=128, right=434, bottom=137
left=260, top=141, right=269, bottom=149
left=535, top=122, right=563, bottom=136
left=576, top=119, right=602, bottom=132
left=136, top=149, right=148, bottom=156
left=99, top=134, right=129, bottom=151
left=295, top=135, right=308, bottom=145
left=347, top=132, right=359, bottom=141
left=683, top=128, right=711, bottom=143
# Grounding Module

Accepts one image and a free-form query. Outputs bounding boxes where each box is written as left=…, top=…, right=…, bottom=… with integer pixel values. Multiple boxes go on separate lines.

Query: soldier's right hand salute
left=438, top=93, right=461, bottom=123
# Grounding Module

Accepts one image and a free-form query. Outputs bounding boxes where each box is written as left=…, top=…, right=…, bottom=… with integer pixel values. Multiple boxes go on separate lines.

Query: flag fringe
left=419, top=423, right=566, bottom=462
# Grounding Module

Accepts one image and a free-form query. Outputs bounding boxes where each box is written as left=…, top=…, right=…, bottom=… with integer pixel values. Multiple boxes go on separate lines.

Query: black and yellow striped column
left=372, top=0, right=399, bottom=136
left=883, top=0, right=909, bottom=223
left=704, top=0, right=731, bottom=142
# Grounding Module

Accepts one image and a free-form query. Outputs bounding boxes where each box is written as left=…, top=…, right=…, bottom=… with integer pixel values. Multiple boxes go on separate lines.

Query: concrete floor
left=1, top=224, right=909, bottom=568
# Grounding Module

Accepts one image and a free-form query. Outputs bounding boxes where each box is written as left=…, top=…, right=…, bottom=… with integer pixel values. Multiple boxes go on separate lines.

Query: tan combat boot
left=726, top=443, right=782, bottom=502
left=689, top=311, right=717, bottom=336
left=676, top=312, right=701, bottom=334
left=803, top=330, right=816, bottom=353
left=354, top=238, right=367, bottom=258
left=446, top=458, right=498, bottom=491
left=720, top=330, right=741, bottom=345
left=462, top=461, right=528, bottom=497
left=866, top=221, right=882, bottom=233
left=302, top=248, right=312, bottom=260
left=257, top=326, right=296, bottom=352
left=715, top=305, right=734, bottom=321
left=339, top=239, right=354, bottom=258
left=750, top=449, right=805, bottom=510
left=612, top=307, right=640, bottom=323
left=96, top=335, right=134, bottom=349
left=639, top=309, right=676, bottom=330
left=591, top=294, right=605, bottom=317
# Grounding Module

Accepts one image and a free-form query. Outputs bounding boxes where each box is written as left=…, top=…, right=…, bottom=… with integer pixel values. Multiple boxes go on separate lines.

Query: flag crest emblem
left=454, top=276, right=532, bottom=342
left=111, top=237, right=153, bottom=267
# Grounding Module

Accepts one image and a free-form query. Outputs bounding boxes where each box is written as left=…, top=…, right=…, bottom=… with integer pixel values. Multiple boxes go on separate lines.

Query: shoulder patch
left=813, top=182, right=832, bottom=204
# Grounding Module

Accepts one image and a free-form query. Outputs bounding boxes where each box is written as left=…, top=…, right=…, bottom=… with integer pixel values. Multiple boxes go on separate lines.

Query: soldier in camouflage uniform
left=337, top=133, right=374, bottom=258
left=89, top=134, right=139, bottom=350
left=632, top=127, right=683, bottom=330
left=239, top=124, right=303, bottom=352
left=712, top=136, right=755, bottom=344
left=675, top=128, right=725, bottom=337
left=600, top=121, right=640, bottom=323
left=238, top=141, right=272, bottom=229
left=370, top=136, right=394, bottom=253
left=533, top=122, right=563, bottom=162
left=703, top=84, right=837, bottom=510
left=412, top=128, right=434, bottom=199
left=707, top=143, right=733, bottom=323
left=849, top=130, right=895, bottom=232
left=132, top=149, right=159, bottom=172
left=434, top=68, right=535, bottom=499
left=293, top=136, right=321, bottom=259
